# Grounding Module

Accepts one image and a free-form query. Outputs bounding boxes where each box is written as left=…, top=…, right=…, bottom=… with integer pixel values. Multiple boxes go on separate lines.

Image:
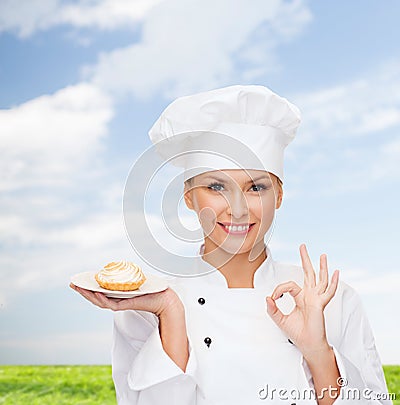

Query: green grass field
left=0, top=366, right=116, bottom=405
left=0, top=365, right=399, bottom=404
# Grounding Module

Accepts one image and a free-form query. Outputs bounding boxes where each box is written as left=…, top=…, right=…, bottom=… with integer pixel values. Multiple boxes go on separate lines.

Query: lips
left=217, top=222, right=255, bottom=235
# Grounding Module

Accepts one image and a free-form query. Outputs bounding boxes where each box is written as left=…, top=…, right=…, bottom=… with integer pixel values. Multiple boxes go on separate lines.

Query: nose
left=226, top=190, right=248, bottom=219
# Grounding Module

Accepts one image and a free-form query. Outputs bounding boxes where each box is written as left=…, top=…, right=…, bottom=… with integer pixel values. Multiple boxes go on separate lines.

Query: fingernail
left=279, top=293, right=283, bottom=298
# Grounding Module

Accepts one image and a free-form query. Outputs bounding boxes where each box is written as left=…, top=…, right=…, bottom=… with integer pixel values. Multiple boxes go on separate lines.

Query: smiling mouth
left=217, top=222, right=255, bottom=235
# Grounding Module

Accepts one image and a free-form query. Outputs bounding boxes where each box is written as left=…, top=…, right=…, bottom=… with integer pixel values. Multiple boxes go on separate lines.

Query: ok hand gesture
left=266, top=243, right=339, bottom=360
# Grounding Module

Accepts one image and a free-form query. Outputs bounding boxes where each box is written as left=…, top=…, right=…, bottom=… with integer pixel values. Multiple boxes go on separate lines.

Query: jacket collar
left=192, top=243, right=275, bottom=289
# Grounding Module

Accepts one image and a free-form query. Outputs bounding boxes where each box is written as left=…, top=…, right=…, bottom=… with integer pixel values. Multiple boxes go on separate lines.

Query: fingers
left=271, top=246, right=339, bottom=304
left=70, top=283, right=161, bottom=312
left=300, top=244, right=316, bottom=287
left=317, top=253, right=329, bottom=293
left=323, top=269, right=340, bottom=303
left=266, top=296, right=285, bottom=327
left=70, top=283, right=126, bottom=310
left=71, top=284, right=105, bottom=307
left=93, top=291, right=129, bottom=311
left=271, top=281, right=302, bottom=301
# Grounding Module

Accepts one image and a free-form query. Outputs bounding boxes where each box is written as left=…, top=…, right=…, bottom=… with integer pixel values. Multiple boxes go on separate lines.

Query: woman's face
left=184, top=169, right=282, bottom=255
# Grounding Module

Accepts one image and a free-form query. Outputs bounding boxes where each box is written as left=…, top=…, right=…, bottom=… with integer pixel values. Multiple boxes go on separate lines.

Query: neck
left=202, top=240, right=267, bottom=288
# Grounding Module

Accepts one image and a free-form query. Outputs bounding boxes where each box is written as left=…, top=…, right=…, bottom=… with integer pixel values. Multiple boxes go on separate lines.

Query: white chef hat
left=148, top=84, right=301, bottom=183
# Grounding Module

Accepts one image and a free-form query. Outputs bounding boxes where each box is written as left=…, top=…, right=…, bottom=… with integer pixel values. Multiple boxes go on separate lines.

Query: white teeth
left=224, top=224, right=250, bottom=232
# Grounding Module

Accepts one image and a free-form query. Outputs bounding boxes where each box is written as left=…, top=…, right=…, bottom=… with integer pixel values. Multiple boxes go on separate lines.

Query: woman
left=71, top=85, right=391, bottom=405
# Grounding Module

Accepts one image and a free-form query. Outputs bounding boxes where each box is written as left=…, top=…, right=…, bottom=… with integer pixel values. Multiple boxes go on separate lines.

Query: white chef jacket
left=111, top=246, right=392, bottom=405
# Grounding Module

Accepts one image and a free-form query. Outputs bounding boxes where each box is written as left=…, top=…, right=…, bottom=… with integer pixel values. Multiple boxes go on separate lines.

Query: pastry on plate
left=95, top=261, right=146, bottom=291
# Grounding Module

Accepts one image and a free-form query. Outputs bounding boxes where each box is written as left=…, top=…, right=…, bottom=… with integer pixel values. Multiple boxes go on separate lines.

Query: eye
left=208, top=182, right=224, bottom=191
left=250, top=183, right=268, bottom=192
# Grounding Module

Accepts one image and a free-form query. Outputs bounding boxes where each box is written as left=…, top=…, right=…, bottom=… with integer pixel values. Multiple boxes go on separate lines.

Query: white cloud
left=0, top=210, right=134, bottom=302
left=0, top=0, right=58, bottom=38
left=1, top=0, right=313, bottom=99
left=0, top=0, right=163, bottom=38
left=335, top=265, right=400, bottom=295
left=357, top=108, right=400, bottom=135
left=0, top=207, right=202, bottom=305
left=293, top=60, right=400, bottom=143
left=0, top=82, right=113, bottom=191
left=0, top=82, right=119, bottom=305
left=356, top=273, right=400, bottom=295
left=370, top=137, right=400, bottom=181
left=0, top=330, right=113, bottom=364
left=58, top=0, right=164, bottom=30
left=87, top=0, right=312, bottom=99
left=284, top=60, right=400, bottom=196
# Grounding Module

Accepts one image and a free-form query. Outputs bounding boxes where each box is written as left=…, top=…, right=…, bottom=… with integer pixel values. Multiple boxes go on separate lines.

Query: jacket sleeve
left=111, top=309, right=199, bottom=405
left=301, top=284, right=392, bottom=404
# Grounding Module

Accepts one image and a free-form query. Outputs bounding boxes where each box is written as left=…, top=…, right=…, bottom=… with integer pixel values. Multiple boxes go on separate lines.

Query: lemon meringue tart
left=95, top=261, right=146, bottom=291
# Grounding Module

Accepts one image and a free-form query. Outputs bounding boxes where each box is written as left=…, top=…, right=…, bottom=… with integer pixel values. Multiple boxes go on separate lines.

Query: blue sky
left=1, top=0, right=399, bottom=365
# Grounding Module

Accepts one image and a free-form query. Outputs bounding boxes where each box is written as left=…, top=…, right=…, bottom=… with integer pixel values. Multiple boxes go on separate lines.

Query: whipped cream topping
left=97, top=261, right=144, bottom=283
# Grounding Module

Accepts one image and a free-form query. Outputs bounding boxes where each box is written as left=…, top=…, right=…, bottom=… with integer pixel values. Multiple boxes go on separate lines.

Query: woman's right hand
left=70, top=283, right=183, bottom=318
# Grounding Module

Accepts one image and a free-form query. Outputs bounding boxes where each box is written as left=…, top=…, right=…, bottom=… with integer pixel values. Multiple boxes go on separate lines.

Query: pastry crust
left=95, top=274, right=146, bottom=291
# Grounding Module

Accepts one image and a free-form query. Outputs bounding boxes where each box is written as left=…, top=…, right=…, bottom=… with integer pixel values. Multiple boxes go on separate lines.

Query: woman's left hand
left=266, top=243, right=339, bottom=360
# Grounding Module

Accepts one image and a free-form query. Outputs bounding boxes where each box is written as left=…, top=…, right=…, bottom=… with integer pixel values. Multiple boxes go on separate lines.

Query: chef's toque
left=148, top=85, right=301, bottom=183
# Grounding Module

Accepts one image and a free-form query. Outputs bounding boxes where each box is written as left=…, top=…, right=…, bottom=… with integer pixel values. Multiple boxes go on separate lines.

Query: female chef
left=71, top=85, right=391, bottom=405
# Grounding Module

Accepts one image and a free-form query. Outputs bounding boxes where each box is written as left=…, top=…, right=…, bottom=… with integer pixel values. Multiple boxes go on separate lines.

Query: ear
left=275, top=183, right=283, bottom=209
left=183, top=182, right=195, bottom=210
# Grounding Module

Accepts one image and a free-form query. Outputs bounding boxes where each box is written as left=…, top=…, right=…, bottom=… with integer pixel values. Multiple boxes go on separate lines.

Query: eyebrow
left=202, top=174, right=272, bottom=183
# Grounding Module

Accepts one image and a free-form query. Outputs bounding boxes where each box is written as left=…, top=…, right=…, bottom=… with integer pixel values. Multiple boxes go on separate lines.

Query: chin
left=214, top=239, right=257, bottom=255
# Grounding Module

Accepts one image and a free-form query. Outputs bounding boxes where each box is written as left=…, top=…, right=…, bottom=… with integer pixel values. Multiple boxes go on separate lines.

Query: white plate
left=70, top=271, right=169, bottom=298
